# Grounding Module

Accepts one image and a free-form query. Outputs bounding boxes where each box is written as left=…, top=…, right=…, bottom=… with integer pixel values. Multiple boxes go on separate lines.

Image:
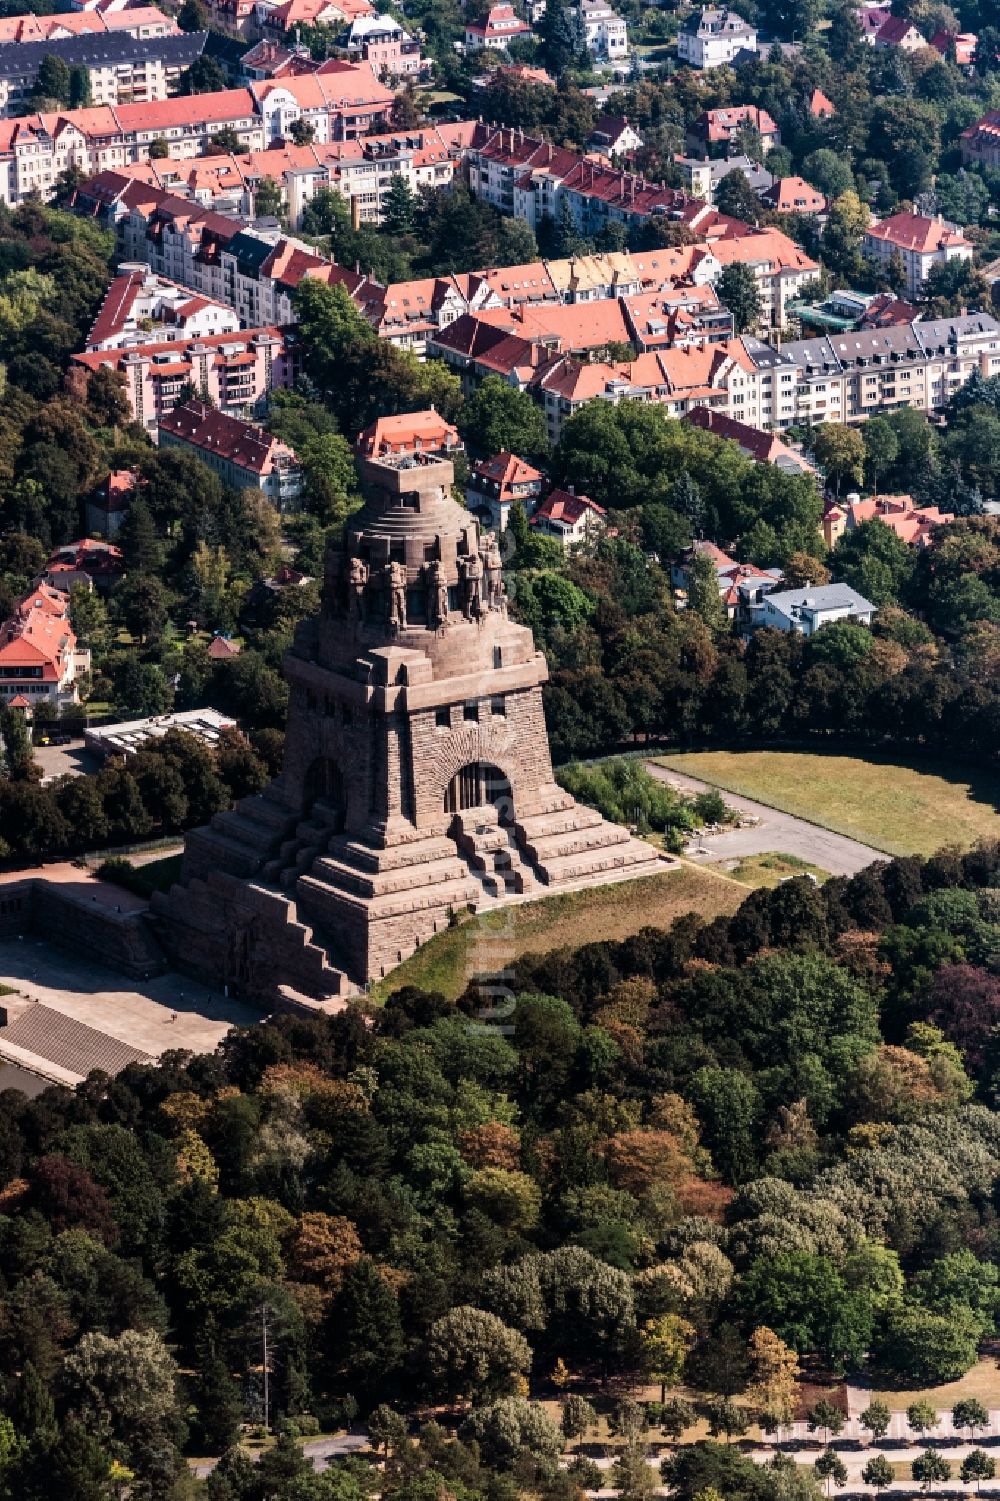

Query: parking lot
left=33, top=737, right=101, bottom=783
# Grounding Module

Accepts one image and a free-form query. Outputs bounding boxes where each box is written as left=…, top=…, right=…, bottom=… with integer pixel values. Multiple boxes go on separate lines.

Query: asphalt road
left=191, top=1433, right=369, bottom=1478
left=647, top=763, right=884, bottom=878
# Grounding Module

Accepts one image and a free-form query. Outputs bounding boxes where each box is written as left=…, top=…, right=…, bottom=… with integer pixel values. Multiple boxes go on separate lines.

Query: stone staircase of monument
left=515, top=801, right=664, bottom=887
left=300, top=832, right=480, bottom=922
left=194, top=786, right=298, bottom=878
left=260, top=799, right=346, bottom=890
left=450, top=806, right=539, bottom=899
left=151, top=870, right=348, bottom=1001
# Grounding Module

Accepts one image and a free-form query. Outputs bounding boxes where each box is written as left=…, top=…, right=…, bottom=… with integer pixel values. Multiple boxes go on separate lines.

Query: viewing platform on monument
left=152, top=424, right=668, bottom=1003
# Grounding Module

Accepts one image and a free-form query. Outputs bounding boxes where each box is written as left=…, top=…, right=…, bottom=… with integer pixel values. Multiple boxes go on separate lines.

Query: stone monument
left=153, top=436, right=665, bottom=1003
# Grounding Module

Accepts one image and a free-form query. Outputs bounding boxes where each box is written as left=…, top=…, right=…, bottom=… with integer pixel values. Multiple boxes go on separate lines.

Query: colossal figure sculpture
left=153, top=438, right=664, bottom=1003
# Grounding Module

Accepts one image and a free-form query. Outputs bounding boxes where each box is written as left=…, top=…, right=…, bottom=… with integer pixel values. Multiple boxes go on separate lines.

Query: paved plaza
left=0, top=936, right=261, bottom=1084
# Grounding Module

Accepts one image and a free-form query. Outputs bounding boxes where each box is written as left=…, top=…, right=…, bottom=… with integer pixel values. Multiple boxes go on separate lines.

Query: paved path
left=647, top=764, right=883, bottom=878
left=190, top=1434, right=369, bottom=1478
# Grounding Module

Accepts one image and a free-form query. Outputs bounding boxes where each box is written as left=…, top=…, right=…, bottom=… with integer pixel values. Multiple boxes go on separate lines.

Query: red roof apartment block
left=158, top=398, right=303, bottom=509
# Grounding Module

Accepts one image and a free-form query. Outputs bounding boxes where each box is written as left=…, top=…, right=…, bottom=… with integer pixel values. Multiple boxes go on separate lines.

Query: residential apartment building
left=249, top=62, right=394, bottom=145
left=783, top=314, right=1000, bottom=425
left=961, top=110, right=1000, bottom=170
left=759, top=176, right=827, bottom=217
left=0, top=582, right=90, bottom=709
left=84, top=264, right=240, bottom=350
left=685, top=106, right=779, bottom=160
left=751, top=583, right=876, bottom=636
left=343, top=13, right=422, bottom=76
left=709, top=229, right=819, bottom=328
left=863, top=212, right=973, bottom=297
left=675, top=152, right=773, bottom=203
left=577, top=0, right=628, bottom=60
left=0, top=61, right=390, bottom=206
left=464, top=3, right=532, bottom=51
left=0, top=29, right=207, bottom=115
left=529, top=335, right=798, bottom=442
left=532, top=489, right=606, bottom=547
left=685, top=406, right=817, bottom=477
left=821, top=492, right=954, bottom=550
left=76, top=121, right=474, bottom=228
left=0, top=89, right=263, bottom=206
left=72, top=325, right=299, bottom=430
left=466, top=451, right=544, bottom=531
left=158, top=398, right=303, bottom=507
left=677, top=7, right=756, bottom=68
left=0, top=6, right=177, bottom=43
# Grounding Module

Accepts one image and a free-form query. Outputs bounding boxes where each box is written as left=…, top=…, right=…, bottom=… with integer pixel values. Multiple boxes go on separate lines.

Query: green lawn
left=655, top=750, right=1000, bottom=858
left=721, top=852, right=829, bottom=887
left=371, top=863, right=744, bottom=1003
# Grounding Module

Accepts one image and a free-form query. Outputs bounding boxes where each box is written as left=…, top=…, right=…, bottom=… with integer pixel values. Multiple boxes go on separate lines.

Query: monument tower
left=154, top=426, right=664, bottom=1002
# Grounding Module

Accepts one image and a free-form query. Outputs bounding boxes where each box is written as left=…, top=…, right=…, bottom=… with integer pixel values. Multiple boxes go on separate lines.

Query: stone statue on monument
left=386, top=559, right=408, bottom=630
left=460, top=547, right=483, bottom=619
left=347, top=556, right=369, bottom=621
left=426, top=558, right=449, bottom=628
left=482, top=530, right=503, bottom=610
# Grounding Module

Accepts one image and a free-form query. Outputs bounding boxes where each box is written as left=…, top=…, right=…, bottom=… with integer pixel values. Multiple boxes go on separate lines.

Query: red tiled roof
left=0, top=583, right=77, bottom=682
left=760, top=176, right=827, bottom=214
left=809, top=88, right=835, bottom=118
left=866, top=212, right=971, bottom=254
left=874, top=13, right=923, bottom=43
left=693, top=105, right=778, bottom=143
left=159, top=398, right=294, bottom=475
left=208, top=635, right=241, bottom=658
left=472, top=451, right=544, bottom=492
left=73, top=325, right=288, bottom=377
left=532, top=489, right=605, bottom=527
left=357, top=410, right=461, bottom=456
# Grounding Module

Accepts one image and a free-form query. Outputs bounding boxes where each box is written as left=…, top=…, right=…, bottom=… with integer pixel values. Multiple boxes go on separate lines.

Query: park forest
left=2, top=847, right=1000, bottom=1494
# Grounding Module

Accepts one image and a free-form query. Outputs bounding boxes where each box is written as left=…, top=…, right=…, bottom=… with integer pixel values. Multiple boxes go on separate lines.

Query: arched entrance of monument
left=303, top=756, right=346, bottom=830
left=445, top=762, right=514, bottom=824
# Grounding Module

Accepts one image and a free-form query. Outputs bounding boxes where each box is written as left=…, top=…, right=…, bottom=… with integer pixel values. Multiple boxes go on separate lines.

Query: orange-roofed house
left=41, top=538, right=125, bottom=593
left=863, top=211, right=973, bottom=296
left=686, top=105, right=779, bottom=160
left=760, top=176, right=828, bottom=217
left=493, top=62, right=555, bottom=87
left=531, top=489, right=606, bottom=549
left=822, top=493, right=955, bottom=550
left=0, top=584, right=90, bottom=709
left=357, top=410, right=463, bottom=459
left=466, top=451, right=545, bottom=530
left=930, top=30, right=976, bottom=64
left=208, top=635, right=242, bottom=659
left=87, top=469, right=136, bottom=538
left=465, top=3, right=533, bottom=50
left=809, top=88, right=835, bottom=119
left=962, top=110, right=1000, bottom=170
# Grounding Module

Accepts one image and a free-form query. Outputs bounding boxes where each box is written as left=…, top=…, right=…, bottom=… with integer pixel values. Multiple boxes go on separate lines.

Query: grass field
left=370, top=863, right=744, bottom=1003
left=656, top=750, right=1000, bottom=858
left=721, top=852, right=829, bottom=887
left=869, top=1357, right=1000, bottom=1409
